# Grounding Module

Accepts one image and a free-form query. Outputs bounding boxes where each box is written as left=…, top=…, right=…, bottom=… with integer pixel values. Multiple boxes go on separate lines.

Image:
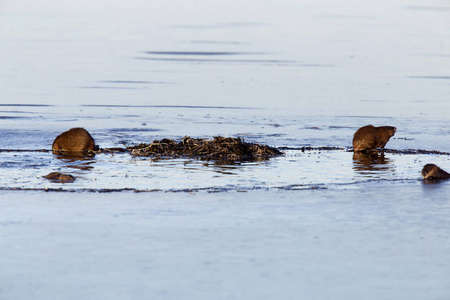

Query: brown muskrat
left=352, top=125, right=396, bottom=152
left=52, top=127, right=96, bottom=154
left=421, top=164, right=450, bottom=180
left=43, top=172, right=76, bottom=183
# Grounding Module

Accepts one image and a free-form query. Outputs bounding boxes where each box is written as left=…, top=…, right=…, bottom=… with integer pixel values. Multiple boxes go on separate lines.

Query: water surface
left=1, top=0, right=450, bottom=299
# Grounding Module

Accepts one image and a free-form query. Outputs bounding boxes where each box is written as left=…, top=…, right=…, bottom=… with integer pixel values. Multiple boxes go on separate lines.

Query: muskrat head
left=422, top=164, right=436, bottom=179
left=421, top=163, right=450, bottom=180
left=373, top=126, right=396, bottom=149
left=382, top=126, right=396, bottom=138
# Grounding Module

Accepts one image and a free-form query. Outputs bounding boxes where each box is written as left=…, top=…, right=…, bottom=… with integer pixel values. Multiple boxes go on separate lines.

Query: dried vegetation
left=126, top=136, right=283, bottom=161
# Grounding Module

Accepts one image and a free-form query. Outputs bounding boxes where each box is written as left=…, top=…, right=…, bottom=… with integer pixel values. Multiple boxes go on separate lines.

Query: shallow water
left=2, top=149, right=450, bottom=192
left=1, top=0, right=450, bottom=299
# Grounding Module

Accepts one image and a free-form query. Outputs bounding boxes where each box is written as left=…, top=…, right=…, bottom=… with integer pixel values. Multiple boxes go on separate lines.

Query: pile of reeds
left=127, top=136, right=283, bottom=160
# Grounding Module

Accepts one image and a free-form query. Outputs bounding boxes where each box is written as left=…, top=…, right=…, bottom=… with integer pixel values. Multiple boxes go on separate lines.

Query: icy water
left=1, top=0, right=450, bottom=299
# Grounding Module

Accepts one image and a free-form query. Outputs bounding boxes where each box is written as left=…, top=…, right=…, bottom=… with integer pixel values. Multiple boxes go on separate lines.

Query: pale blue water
left=1, top=0, right=450, bottom=299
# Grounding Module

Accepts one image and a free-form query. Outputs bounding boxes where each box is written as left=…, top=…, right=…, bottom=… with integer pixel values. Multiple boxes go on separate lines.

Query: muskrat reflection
left=196, top=157, right=270, bottom=176
left=54, top=153, right=96, bottom=171
left=352, top=152, right=394, bottom=176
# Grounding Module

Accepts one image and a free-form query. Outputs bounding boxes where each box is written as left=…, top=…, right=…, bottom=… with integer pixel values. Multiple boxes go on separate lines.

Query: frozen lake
left=1, top=0, right=450, bottom=299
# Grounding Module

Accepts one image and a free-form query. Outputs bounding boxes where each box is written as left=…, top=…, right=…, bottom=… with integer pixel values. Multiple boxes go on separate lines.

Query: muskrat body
left=44, top=172, right=76, bottom=183
left=52, top=127, right=96, bottom=154
left=352, top=125, right=396, bottom=152
left=421, top=164, right=450, bottom=180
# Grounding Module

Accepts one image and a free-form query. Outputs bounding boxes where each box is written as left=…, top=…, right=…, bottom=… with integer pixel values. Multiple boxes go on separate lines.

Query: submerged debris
left=127, top=136, right=283, bottom=160
left=385, top=149, right=450, bottom=155
left=278, top=146, right=344, bottom=152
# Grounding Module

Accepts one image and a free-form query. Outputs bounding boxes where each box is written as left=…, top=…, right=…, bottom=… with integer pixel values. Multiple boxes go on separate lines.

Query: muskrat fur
left=421, top=164, right=450, bottom=180
left=52, top=127, right=96, bottom=154
left=352, top=125, right=396, bottom=152
left=44, top=172, right=76, bottom=183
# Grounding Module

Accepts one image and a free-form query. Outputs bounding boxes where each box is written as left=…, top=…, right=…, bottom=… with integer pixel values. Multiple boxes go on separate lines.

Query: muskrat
left=352, top=125, right=396, bottom=152
left=52, top=127, right=96, bottom=154
left=44, top=172, right=76, bottom=183
left=421, top=164, right=450, bottom=180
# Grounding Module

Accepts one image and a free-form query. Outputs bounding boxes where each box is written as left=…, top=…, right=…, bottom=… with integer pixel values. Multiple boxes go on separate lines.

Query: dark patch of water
left=0, top=116, right=29, bottom=119
left=134, top=56, right=299, bottom=65
left=168, top=22, right=267, bottom=29
left=336, top=113, right=396, bottom=118
left=0, top=104, right=51, bottom=107
left=189, top=40, right=247, bottom=45
left=328, top=125, right=356, bottom=129
left=100, top=80, right=170, bottom=84
left=314, top=14, right=377, bottom=20
left=80, top=86, right=143, bottom=90
left=107, top=128, right=162, bottom=132
left=0, top=110, right=40, bottom=114
left=81, top=104, right=256, bottom=109
left=145, top=51, right=256, bottom=56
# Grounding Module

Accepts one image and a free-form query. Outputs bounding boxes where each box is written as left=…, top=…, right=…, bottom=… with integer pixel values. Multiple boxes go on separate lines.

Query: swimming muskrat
left=44, top=172, right=76, bottom=183
left=52, top=127, right=96, bottom=154
left=352, top=125, right=396, bottom=152
left=421, top=164, right=450, bottom=180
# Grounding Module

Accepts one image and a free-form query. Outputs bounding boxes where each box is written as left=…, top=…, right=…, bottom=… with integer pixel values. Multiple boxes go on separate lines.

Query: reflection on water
left=203, top=158, right=270, bottom=176
left=352, top=152, right=395, bottom=177
left=135, top=50, right=299, bottom=65
left=54, top=154, right=96, bottom=171
left=422, top=178, right=450, bottom=187
left=187, top=160, right=240, bottom=176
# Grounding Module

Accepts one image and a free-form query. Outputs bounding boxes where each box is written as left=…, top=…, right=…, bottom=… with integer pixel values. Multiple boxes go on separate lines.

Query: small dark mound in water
left=127, top=136, right=283, bottom=160
left=44, top=172, right=76, bottom=183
